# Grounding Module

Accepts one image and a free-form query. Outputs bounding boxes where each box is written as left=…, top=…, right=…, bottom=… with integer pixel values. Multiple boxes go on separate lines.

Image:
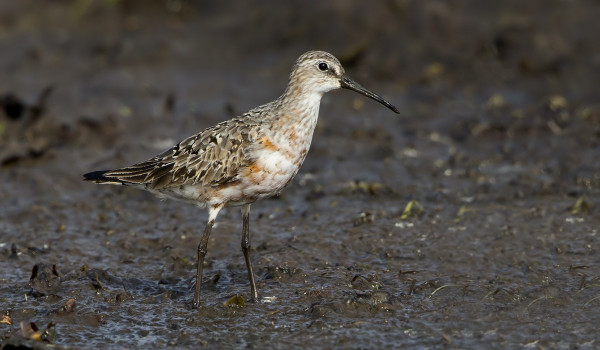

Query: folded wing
left=84, top=118, right=259, bottom=190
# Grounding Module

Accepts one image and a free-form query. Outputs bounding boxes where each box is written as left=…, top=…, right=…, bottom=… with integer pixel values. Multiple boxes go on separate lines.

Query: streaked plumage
left=84, top=50, right=399, bottom=308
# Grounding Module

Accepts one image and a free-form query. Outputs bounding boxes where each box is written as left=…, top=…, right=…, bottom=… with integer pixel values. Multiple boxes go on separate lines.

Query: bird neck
left=279, top=82, right=323, bottom=122
left=255, top=84, right=322, bottom=147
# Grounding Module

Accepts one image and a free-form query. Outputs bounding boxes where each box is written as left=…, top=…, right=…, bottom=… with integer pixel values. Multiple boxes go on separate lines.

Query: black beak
left=340, top=76, right=399, bottom=114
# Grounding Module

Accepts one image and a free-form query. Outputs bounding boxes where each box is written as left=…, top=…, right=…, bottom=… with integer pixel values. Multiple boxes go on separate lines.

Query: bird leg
left=193, top=204, right=222, bottom=308
left=241, top=204, right=258, bottom=301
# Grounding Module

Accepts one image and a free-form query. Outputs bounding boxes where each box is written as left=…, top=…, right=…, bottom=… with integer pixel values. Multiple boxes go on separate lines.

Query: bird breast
left=211, top=111, right=318, bottom=206
left=246, top=121, right=314, bottom=189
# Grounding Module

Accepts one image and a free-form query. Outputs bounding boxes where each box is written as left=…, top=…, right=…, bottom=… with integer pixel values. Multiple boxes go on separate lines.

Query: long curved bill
left=340, top=76, right=399, bottom=114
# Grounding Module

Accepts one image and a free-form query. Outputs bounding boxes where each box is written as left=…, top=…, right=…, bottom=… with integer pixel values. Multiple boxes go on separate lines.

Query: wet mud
left=1, top=1, right=599, bottom=348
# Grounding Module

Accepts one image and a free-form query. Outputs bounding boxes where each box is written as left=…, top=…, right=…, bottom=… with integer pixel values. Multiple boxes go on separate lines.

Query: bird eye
left=318, top=62, right=328, bottom=71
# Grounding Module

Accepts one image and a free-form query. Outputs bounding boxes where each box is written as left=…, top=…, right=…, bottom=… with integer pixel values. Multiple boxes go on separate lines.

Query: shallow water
left=1, top=1, right=599, bottom=349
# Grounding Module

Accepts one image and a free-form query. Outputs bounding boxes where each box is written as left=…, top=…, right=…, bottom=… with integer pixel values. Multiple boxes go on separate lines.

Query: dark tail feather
left=83, top=170, right=122, bottom=184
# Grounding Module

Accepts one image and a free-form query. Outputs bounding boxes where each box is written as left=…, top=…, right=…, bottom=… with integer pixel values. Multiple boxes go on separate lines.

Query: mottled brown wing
left=102, top=118, right=259, bottom=190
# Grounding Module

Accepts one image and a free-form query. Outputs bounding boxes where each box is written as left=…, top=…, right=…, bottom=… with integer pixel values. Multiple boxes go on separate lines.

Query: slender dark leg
left=193, top=205, right=222, bottom=308
left=241, top=204, right=258, bottom=301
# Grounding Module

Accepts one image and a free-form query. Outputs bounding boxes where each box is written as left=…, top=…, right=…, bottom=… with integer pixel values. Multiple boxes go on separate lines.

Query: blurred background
left=1, top=1, right=599, bottom=348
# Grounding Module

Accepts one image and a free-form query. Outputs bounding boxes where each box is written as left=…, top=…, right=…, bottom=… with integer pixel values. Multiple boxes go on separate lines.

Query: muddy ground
left=1, top=1, right=599, bottom=348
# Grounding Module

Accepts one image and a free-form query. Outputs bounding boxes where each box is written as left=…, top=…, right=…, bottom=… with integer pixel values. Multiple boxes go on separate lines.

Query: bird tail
left=83, top=170, right=125, bottom=185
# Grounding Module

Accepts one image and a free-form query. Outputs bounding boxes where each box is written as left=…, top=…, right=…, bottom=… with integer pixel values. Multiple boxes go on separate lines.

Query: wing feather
left=101, top=117, right=260, bottom=190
